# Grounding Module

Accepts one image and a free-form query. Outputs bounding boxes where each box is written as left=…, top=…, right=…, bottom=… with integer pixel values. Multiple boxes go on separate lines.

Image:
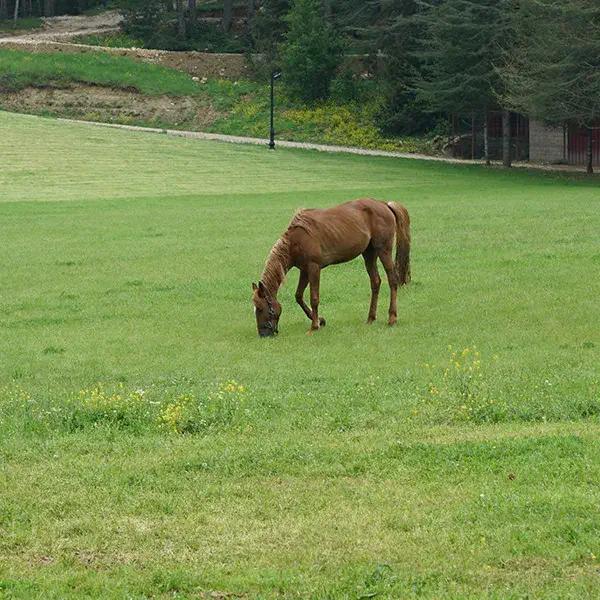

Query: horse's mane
left=261, top=236, right=290, bottom=296
left=260, top=210, right=314, bottom=295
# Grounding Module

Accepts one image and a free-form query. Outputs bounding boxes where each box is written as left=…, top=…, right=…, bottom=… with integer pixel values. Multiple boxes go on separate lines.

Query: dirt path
left=0, top=10, right=121, bottom=43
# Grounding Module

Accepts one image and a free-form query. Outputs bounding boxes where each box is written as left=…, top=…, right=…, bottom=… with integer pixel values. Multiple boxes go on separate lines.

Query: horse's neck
left=261, top=237, right=291, bottom=298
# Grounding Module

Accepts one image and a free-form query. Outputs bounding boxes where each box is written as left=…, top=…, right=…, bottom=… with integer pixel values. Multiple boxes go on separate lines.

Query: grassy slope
left=0, top=49, right=201, bottom=95
left=1, top=111, right=600, bottom=598
left=0, top=48, right=432, bottom=153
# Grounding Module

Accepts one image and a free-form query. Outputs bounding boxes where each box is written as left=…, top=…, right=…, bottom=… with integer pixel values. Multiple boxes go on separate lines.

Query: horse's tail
left=386, top=202, right=411, bottom=285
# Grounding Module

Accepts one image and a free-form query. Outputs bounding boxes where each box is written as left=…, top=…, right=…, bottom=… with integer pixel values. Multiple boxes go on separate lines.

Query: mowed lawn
left=1, top=111, right=599, bottom=599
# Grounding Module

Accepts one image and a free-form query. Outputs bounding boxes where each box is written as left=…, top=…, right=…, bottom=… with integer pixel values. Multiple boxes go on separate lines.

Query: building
left=529, top=121, right=600, bottom=167
left=451, top=114, right=599, bottom=168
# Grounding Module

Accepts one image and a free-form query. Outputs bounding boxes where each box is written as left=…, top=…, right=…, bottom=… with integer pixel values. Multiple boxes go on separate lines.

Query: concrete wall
left=529, top=120, right=565, bottom=164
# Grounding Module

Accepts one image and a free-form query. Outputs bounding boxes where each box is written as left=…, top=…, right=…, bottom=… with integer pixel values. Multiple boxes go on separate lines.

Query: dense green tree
left=502, top=0, right=600, bottom=173
left=280, top=0, right=343, bottom=102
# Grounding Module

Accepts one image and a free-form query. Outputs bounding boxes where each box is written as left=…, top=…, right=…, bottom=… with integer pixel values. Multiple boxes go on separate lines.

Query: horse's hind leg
left=378, top=248, right=398, bottom=326
left=363, top=247, right=381, bottom=324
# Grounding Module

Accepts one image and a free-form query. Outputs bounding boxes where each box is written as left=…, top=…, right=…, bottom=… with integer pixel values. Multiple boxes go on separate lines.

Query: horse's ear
left=258, top=281, right=266, bottom=296
left=252, top=282, right=258, bottom=292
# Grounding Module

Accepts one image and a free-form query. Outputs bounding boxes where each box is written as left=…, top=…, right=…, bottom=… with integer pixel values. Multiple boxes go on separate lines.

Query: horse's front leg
left=307, top=263, right=324, bottom=333
left=295, top=270, right=313, bottom=321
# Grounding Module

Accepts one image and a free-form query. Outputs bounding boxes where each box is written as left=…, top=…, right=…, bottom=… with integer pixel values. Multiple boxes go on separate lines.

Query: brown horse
left=252, top=198, right=411, bottom=337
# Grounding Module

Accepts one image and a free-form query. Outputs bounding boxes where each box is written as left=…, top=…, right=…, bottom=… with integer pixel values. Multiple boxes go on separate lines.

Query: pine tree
left=414, top=0, right=514, bottom=163
left=280, top=0, right=343, bottom=102
left=369, top=0, right=430, bottom=136
left=251, top=0, right=291, bottom=62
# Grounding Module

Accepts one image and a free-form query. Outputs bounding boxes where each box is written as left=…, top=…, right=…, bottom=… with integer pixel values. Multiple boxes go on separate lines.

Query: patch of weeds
left=419, top=346, right=600, bottom=424
left=62, top=384, right=154, bottom=432
left=158, top=381, right=249, bottom=434
left=0, top=383, right=33, bottom=422
left=42, top=346, right=65, bottom=355
left=73, top=33, right=145, bottom=49
left=419, top=345, right=505, bottom=423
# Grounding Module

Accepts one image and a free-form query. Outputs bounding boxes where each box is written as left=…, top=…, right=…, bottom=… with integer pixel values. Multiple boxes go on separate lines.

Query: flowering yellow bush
left=284, top=104, right=432, bottom=154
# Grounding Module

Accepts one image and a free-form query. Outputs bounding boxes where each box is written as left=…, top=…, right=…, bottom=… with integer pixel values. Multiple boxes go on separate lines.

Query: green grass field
left=1, top=111, right=599, bottom=599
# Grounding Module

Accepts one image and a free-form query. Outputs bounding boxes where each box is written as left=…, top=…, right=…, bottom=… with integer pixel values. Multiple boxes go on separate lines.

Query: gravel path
left=0, top=11, right=121, bottom=43
left=54, top=117, right=590, bottom=173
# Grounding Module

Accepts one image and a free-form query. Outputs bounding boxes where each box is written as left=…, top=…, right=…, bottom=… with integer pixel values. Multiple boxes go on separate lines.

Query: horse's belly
left=321, top=234, right=370, bottom=266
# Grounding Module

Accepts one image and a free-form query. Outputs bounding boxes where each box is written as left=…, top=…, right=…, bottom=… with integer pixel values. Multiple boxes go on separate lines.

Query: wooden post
left=502, top=109, right=512, bottom=168
left=483, top=112, right=490, bottom=165
left=471, top=113, right=476, bottom=160
left=586, top=127, right=594, bottom=175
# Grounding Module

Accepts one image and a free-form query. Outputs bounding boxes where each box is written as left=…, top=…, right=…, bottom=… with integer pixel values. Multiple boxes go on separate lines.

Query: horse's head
left=252, top=281, right=281, bottom=337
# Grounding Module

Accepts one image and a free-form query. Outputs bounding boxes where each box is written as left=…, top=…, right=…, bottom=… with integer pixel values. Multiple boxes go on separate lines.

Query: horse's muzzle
left=259, top=327, right=278, bottom=338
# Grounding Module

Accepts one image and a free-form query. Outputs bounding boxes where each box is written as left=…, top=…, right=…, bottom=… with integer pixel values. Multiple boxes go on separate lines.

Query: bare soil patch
left=0, top=84, right=221, bottom=129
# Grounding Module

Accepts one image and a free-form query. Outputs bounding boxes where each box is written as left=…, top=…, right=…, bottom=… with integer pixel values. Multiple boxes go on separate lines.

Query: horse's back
left=287, top=199, right=395, bottom=266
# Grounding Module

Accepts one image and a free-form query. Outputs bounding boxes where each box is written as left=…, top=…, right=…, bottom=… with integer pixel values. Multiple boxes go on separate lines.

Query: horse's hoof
left=319, top=317, right=326, bottom=327
left=366, top=317, right=376, bottom=325
left=388, top=317, right=397, bottom=326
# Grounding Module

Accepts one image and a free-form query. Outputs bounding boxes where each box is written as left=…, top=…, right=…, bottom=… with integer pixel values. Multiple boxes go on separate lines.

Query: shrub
left=329, top=70, right=363, bottom=104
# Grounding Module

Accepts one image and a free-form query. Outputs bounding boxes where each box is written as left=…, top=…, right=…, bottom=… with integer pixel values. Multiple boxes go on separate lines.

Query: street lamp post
left=269, top=71, right=282, bottom=150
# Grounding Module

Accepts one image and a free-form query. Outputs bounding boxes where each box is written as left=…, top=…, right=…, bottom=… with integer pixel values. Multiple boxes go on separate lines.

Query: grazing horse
left=252, top=198, right=411, bottom=337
